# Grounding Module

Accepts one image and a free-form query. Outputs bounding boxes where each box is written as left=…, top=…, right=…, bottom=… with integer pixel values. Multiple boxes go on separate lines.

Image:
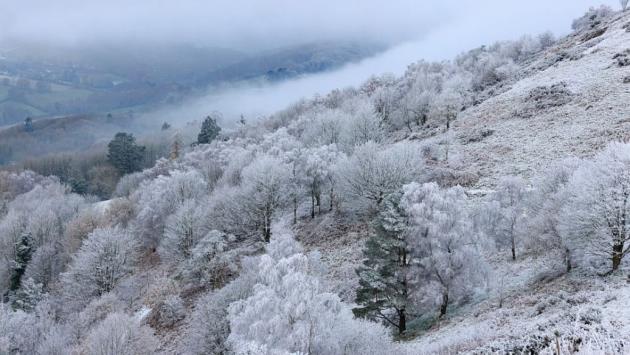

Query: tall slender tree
left=354, top=192, right=413, bottom=334
left=9, top=232, right=33, bottom=292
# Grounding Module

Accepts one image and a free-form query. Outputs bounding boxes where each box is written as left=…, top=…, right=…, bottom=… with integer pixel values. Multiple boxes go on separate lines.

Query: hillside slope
left=451, top=12, right=630, bottom=187
left=2, top=7, right=630, bottom=355
left=294, top=10, right=630, bottom=353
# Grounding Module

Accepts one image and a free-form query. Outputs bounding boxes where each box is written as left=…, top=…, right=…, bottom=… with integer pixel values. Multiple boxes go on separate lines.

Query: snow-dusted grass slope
left=407, top=267, right=630, bottom=354
left=452, top=12, right=630, bottom=187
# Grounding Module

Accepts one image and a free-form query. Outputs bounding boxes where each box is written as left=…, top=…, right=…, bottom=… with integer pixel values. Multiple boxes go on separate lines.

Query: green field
left=25, top=85, right=94, bottom=110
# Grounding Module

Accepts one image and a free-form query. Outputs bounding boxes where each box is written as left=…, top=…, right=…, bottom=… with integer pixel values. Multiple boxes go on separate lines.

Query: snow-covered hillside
left=453, top=10, right=630, bottom=187
left=0, top=6, right=629, bottom=355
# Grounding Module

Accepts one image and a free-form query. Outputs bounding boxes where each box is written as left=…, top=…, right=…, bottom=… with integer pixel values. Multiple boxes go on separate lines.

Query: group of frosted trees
left=352, top=141, right=630, bottom=336
left=1, top=9, right=629, bottom=352
left=1, top=108, right=628, bottom=354
left=224, top=230, right=396, bottom=354
left=482, top=143, right=630, bottom=275
left=259, top=33, right=555, bottom=140
left=354, top=183, right=487, bottom=334
left=0, top=173, right=157, bottom=353
left=3, top=69, right=630, bottom=354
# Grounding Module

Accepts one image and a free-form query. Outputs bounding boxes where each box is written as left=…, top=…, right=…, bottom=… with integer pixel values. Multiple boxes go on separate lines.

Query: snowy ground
left=407, top=268, right=630, bottom=354
left=450, top=12, right=630, bottom=188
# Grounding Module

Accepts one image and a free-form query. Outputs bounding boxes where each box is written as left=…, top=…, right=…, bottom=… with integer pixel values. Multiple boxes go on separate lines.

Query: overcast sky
left=1, top=0, right=620, bottom=51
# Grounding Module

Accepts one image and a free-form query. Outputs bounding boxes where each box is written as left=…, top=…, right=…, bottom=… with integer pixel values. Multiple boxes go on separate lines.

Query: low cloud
left=2, top=0, right=453, bottom=51
left=137, top=0, right=619, bottom=127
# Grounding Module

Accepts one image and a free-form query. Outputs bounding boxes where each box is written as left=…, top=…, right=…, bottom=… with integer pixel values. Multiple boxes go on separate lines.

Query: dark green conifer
left=353, top=191, right=413, bottom=335
left=197, top=115, right=221, bottom=144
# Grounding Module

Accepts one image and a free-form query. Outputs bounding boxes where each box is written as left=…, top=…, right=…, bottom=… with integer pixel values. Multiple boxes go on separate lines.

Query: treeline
left=0, top=130, right=627, bottom=353
left=6, top=132, right=171, bottom=199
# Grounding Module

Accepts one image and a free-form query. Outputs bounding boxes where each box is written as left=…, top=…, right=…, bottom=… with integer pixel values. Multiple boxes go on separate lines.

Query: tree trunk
left=329, top=187, right=334, bottom=212
left=263, top=216, right=271, bottom=243
left=565, top=247, right=572, bottom=273
left=293, top=196, right=298, bottom=225
left=439, top=291, right=449, bottom=317
left=612, top=242, right=624, bottom=272
left=397, top=309, right=406, bottom=335
left=311, top=194, right=315, bottom=219
left=511, top=234, right=516, bottom=261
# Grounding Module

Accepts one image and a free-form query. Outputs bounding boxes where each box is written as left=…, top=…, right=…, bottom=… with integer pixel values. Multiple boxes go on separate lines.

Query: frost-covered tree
left=301, top=145, right=342, bottom=217
left=227, top=232, right=393, bottom=354
left=622, top=0, right=629, bottom=11
left=304, top=110, right=345, bottom=146
left=527, top=159, right=580, bottom=271
left=72, top=292, right=126, bottom=341
left=354, top=192, right=413, bottom=334
left=0, top=171, right=54, bottom=203
left=179, top=230, right=238, bottom=289
left=402, top=183, right=486, bottom=317
left=133, top=170, right=207, bottom=247
left=430, top=75, right=468, bottom=131
left=22, top=241, right=69, bottom=293
left=398, top=84, right=435, bottom=131
left=283, top=147, right=306, bottom=224
left=342, top=100, right=384, bottom=147
left=11, top=277, right=44, bottom=312
left=491, top=176, right=528, bottom=260
left=184, top=272, right=254, bottom=355
left=339, top=142, right=424, bottom=212
left=0, top=181, right=84, bottom=296
left=147, top=295, right=185, bottom=329
left=0, top=303, right=58, bottom=354
left=240, top=156, right=291, bottom=242
left=371, top=82, right=398, bottom=126
left=82, top=312, right=157, bottom=355
left=571, top=6, right=614, bottom=31
left=472, top=199, right=502, bottom=247
left=60, top=228, right=138, bottom=313
left=561, top=143, right=630, bottom=273
left=159, top=200, right=206, bottom=265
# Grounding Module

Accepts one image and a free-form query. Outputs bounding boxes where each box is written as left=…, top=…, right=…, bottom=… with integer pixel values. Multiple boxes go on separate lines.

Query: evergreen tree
left=24, top=117, right=33, bottom=132
left=107, top=132, right=146, bottom=175
left=197, top=115, right=221, bottom=144
left=9, top=232, right=33, bottom=292
left=12, top=277, right=44, bottom=311
left=353, top=192, right=413, bottom=335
